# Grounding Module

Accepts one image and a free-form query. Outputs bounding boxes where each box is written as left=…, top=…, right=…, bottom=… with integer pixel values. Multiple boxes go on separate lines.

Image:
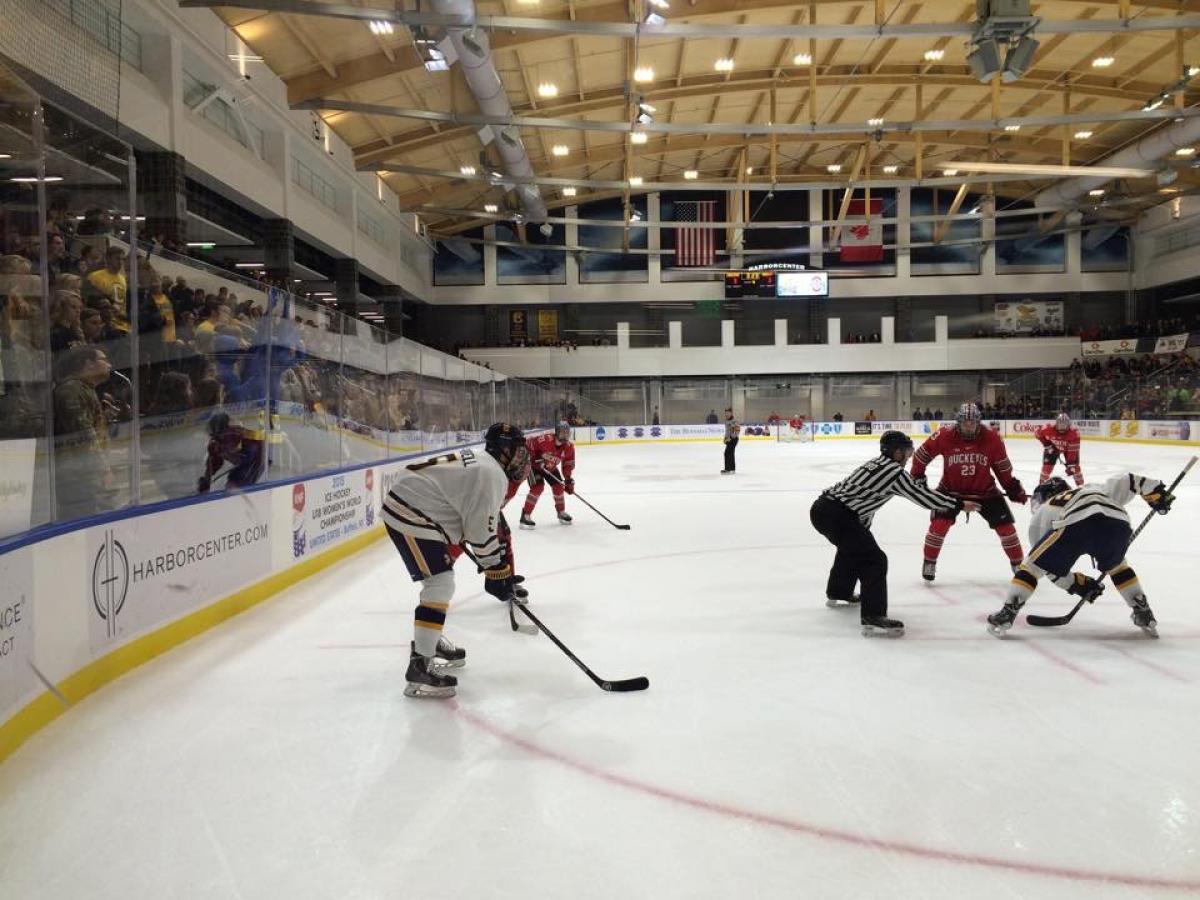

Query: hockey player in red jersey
left=520, top=421, right=576, bottom=527
left=911, top=402, right=1029, bottom=581
left=1035, top=413, right=1084, bottom=486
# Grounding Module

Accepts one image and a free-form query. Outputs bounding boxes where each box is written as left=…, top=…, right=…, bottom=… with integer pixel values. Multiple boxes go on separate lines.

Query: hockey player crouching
left=986, top=474, right=1175, bottom=638
left=1036, top=413, right=1084, bottom=487
left=382, top=423, right=531, bottom=698
left=520, top=421, right=576, bottom=527
left=911, top=402, right=1028, bottom=582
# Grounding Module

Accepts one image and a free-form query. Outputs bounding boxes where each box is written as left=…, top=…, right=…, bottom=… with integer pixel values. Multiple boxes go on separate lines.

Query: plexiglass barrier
left=0, top=69, right=613, bottom=544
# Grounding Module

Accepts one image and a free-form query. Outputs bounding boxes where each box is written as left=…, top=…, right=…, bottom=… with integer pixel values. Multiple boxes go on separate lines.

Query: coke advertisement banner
left=1081, top=338, right=1138, bottom=357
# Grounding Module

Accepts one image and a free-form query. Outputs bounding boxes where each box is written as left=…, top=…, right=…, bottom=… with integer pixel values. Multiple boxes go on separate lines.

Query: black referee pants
left=723, top=437, right=738, bottom=472
left=809, top=494, right=888, bottom=618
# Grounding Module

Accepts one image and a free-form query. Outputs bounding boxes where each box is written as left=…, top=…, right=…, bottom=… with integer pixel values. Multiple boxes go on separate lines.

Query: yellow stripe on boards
left=0, top=526, right=386, bottom=767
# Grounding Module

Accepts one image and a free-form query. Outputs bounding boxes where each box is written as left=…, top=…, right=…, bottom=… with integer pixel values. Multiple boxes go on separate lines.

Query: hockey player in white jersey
left=382, top=423, right=531, bottom=697
left=986, top=473, right=1175, bottom=638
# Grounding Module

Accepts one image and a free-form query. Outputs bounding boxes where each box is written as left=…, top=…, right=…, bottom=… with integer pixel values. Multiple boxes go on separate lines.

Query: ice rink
left=2, top=435, right=1199, bottom=899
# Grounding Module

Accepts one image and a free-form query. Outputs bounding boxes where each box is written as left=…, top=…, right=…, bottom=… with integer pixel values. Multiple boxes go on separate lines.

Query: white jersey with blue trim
left=382, top=448, right=509, bottom=568
left=1027, top=473, right=1163, bottom=546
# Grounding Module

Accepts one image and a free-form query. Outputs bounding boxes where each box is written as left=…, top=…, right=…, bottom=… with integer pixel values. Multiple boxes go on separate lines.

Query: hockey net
left=774, top=421, right=814, bottom=443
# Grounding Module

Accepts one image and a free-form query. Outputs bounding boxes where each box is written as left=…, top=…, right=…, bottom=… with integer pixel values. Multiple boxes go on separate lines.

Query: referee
left=720, top=407, right=739, bottom=474
left=810, top=430, right=979, bottom=636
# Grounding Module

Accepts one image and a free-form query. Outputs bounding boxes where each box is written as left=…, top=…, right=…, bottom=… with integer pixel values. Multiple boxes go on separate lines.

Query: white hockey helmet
left=1055, top=412, right=1071, bottom=433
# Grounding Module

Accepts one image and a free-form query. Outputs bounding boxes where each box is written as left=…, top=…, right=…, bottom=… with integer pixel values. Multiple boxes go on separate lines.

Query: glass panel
left=338, top=318, right=388, bottom=465
left=0, top=68, right=52, bottom=539
left=271, top=295, right=343, bottom=477
left=662, top=379, right=729, bottom=424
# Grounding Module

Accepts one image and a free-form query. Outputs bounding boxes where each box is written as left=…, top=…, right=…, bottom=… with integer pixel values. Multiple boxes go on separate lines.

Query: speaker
left=967, top=39, right=1002, bottom=82
left=1002, top=36, right=1039, bottom=83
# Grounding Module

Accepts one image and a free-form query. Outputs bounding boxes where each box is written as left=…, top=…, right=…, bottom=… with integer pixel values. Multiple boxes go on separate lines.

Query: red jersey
left=910, top=424, right=1018, bottom=500
left=527, top=432, right=576, bottom=479
left=789, top=416, right=805, bottom=429
left=1034, top=424, right=1080, bottom=464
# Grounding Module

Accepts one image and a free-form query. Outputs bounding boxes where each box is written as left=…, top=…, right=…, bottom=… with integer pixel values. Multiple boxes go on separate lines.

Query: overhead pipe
left=430, top=0, right=549, bottom=230
left=1035, top=116, right=1200, bottom=208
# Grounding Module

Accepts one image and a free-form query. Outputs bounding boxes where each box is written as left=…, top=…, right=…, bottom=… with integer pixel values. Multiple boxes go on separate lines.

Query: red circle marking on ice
left=452, top=702, right=1200, bottom=892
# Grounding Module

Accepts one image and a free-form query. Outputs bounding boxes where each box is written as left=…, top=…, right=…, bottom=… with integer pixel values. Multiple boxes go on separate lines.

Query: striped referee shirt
left=823, top=455, right=960, bottom=528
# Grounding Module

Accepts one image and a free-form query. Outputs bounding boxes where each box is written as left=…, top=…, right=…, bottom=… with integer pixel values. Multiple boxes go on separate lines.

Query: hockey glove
left=197, top=475, right=211, bottom=493
left=1042, top=447, right=1059, bottom=465
left=1005, top=479, right=1029, bottom=504
left=1144, top=484, right=1175, bottom=514
left=1066, top=572, right=1104, bottom=604
left=564, top=478, right=575, bottom=495
left=483, top=565, right=517, bottom=602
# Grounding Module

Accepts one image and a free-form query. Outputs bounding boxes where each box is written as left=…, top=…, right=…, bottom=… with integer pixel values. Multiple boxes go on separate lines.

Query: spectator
left=76, top=209, right=113, bottom=236
left=86, top=246, right=128, bottom=330
left=80, top=308, right=104, bottom=345
left=194, top=300, right=222, bottom=353
left=833, top=412, right=844, bottom=422
left=652, top=405, right=660, bottom=425
left=44, top=232, right=72, bottom=280
left=49, top=290, right=84, bottom=352
left=933, top=408, right=943, bottom=419
left=75, top=244, right=101, bottom=277
left=52, top=344, right=114, bottom=518
left=866, top=409, right=877, bottom=422
left=705, top=409, right=719, bottom=424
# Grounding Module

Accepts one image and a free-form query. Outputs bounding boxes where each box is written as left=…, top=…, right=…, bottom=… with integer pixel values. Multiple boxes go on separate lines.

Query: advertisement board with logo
left=854, top=422, right=873, bottom=435
left=0, top=548, right=34, bottom=721
left=1081, top=338, right=1138, bottom=357
left=85, top=493, right=272, bottom=650
left=994, top=300, right=1064, bottom=335
left=1153, top=333, right=1190, bottom=355
left=0, top=439, right=37, bottom=540
left=294, top=469, right=375, bottom=559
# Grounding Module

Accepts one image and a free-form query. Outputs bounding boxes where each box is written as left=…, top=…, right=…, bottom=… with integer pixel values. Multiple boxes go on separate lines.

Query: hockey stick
left=513, top=602, right=649, bottom=692
left=1026, top=455, right=1197, bottom=628
left=540, top=469, right=631, bottom=530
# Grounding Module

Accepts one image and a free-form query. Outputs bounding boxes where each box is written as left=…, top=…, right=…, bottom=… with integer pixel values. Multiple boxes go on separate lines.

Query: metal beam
left=830, top=145, right=869, bottom=245
left=934, top=182, right=971, bottom=243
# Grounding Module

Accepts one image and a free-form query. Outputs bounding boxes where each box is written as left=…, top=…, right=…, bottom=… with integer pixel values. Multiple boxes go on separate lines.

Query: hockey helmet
left=554, top=420, right=571, bottom=443
left=879, top=430, right=913, bottom=459
left=1055, top=412, right=1071, bottom=433
left=484, top=423, right=531, bottom=481
left=1031, top=476, right=1070, bottom=511
left=955, top=402, right=982, bottom=437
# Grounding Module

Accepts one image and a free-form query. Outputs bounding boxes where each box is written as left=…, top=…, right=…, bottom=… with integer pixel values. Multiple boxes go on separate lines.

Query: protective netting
left=0, top=0, right=126, bottom=125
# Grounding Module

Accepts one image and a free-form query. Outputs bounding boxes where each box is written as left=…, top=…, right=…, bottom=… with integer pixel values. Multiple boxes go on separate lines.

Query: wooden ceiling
left=213, top=0, right=1200, bottom=233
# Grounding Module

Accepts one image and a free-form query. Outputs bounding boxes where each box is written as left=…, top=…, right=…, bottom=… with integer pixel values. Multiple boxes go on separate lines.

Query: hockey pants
left=810, top=495, right=888, bottom=618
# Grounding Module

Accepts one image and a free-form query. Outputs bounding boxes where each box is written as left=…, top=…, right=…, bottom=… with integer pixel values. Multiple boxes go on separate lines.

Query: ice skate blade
left=825, top=596, right=860, bottom=608
left=403, top=683, right=457, bottom=698
left=1137, top=623, right=1159, bottom=638
left=986, top=623, right=1012, bottom=638
left=519, top=522, right=535, bottom=530
left=861, top=624, right=904, bottom=637
left=432, top=658, right=466, bottom=669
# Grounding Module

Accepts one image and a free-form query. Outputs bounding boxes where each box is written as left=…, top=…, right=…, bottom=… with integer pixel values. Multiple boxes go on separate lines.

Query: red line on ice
left=1021, top=640, right=1105, bottom=684
left=453, top=702, right=1200, bottom=892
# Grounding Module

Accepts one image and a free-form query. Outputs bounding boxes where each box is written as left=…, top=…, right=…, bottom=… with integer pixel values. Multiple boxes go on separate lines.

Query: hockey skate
left=557, top=510, right=573, bottom=524
left=825, top=593, right=861, bottom=608
left=432, top=636, right=466, bottom=668
left=513, top=574, right=529, bottom=601
left=921, top=560, right=937, bottom=582
left=1127, top=595, right=1159, bottom=638
left=404, top=649, right=458, bottom=698
left=861, top=616, right=904, bottom=637
left=986, top=602, right=1022, bottom=637
left=519, top=514, right=536, bottom=529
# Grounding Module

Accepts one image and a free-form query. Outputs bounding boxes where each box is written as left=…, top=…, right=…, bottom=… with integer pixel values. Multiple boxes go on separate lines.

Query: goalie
left=986, top=474, right=1175, bottom=638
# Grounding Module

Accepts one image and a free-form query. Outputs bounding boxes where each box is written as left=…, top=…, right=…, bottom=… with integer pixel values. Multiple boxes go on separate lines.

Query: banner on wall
left=994, top=300, right=1064, bottom=335
left=0, top=548, right=34, bottom=720
left=1081, top=338, right=1138, bottom=357
left=1153, top=333, right=1189, bottom=355
left=509, top=309, right=528, bottom=344
left=85, top=493, right=272, bottom=651
left=0, top=439, right=37, bottom=539
left=537, top=308, right=559, bottom=344
left=292, top=467, right=376, bottom=560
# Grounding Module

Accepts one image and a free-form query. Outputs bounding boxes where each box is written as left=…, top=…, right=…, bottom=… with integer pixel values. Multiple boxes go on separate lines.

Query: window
left=182, top=70, right=265, bottom=160
left=46, top=0, right=142, bottom=71
left=291, top=156, right=339, bottom=212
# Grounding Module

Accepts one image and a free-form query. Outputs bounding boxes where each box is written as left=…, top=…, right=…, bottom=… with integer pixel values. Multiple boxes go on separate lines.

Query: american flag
left=673, top=200, right=716, bottom=267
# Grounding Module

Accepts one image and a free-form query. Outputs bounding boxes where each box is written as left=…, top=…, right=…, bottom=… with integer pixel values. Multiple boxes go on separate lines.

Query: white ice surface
left=2, top=437, right=1200, bottom=899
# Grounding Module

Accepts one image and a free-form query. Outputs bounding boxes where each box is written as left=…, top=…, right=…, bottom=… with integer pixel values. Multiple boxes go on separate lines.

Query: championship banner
left=537, top=308, right=559, bottom=343
left=0, top=548, right=34, bottom=721
left=292, top=468, right=377, bottom=560
left=86, top=492, right=272, bottom=651
left=994, top=300, right=1064, bottom=335
left=0, top=439, right=37, bottom=539
left=1081, top=338, right=1138, bottom=357
left=509, top=309, right=528, bottom=343
left=1153, top=333, right=1189, bottom=355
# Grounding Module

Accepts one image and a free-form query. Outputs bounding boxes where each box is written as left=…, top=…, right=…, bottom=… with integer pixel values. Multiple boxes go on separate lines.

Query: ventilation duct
left=429, top=0, right=549, bottom=226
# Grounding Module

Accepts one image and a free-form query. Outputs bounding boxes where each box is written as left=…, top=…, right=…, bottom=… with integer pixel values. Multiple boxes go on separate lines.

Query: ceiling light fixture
left=924, top=48, right=945, bottom=61
left=647, top=0, right=669, bottom=8
left=1092, top=56, right=1114, bottom=68
left=1073, top=130, right=1093, bottom=140
left=684, top=169, right=698, bottom=179
left=882, top=165, right=899, bottom=174
left=638, top=102, right=657, bottom=113
left=942, top=168, right=959, bottom=176
left=1004, top=124, right=1021, bottom=132
left=235, top=262, right=264, bottom=268
left=633, top=66, right=655, bottom=83
left=1190, top=65, right=1200, bottom=77
left=459, top=165, right=476, bottom=176
left=793, top=52, right=812, bottom=65
left=1088, top=189, right=1106, bottom=197
left=9, top=175, right=62, bottom=182
left=368, top=20, right=393, bottom=35
left=484, top=204, right=499, bottom=213
left=552, top=144, right=569, bottom=156
left=630, top=131, right=648, bottom=144
left=1176, top=147, right=1197, bottom=156
left=827, top=164, right=842, bottom=173
left=714, top=58, right=735, bottom=72
left=562, top=187, right=577, bottom=197
left=745, top=166, right=754, bottom=175
left=186, top=242, right=216, bottom=249
left=868, top=117, right=884, bottom=127
left=537, top=82, right=558, bottom=98
left=629, top=176, right=643, bottom=186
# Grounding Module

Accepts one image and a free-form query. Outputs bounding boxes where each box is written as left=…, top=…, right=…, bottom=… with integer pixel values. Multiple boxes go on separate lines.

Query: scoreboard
left=724, top=270, right=829, bottom=298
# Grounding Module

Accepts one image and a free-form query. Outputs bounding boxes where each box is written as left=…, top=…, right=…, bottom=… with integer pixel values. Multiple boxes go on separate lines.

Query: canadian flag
left=840, top=198, right=883, bottom=263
